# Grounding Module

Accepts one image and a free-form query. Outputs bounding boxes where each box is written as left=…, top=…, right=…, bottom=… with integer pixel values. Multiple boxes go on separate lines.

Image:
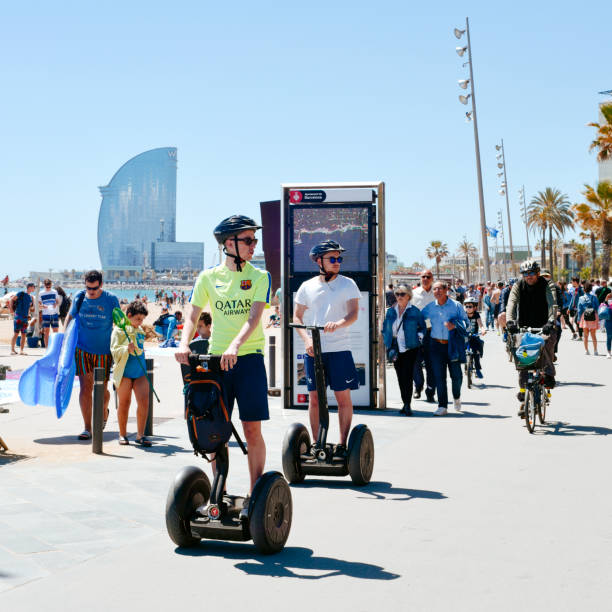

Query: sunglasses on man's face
left=85, top=284, right=101, bottom=292
left=325, top=256, right=343, bottom=264
left=235, top=237, right=258, bottom=246
left=421, top=275, right=432, bottom=279
left=522, top=271, right=536, bottom=277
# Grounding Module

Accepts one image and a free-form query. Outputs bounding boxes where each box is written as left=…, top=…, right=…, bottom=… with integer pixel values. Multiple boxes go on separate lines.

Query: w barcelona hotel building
left=97, top=147, right=204, bottom=278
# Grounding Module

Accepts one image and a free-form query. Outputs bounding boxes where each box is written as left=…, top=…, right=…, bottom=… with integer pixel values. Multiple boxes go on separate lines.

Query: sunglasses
left=235, top=237, right=258, bottom=246
left=522, top=271, right=536, bottom=277
left=421, top=275, right=432, bottom=279
left=394, top=292, right=407, bottom=297
left=85, top=284, right=101, bottom=292
left=325, top=256, right=343, bottom=263
left=465, top=304, right=475, bottom=308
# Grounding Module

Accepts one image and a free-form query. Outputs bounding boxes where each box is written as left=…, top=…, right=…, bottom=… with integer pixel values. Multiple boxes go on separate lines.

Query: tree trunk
left=541, top=228, right=546, bottom=268
left=465, top=254, right=470, bottom=283
left=590, top=232, right=596, bottom=269
left=602, top=219, right=612, bottom=280
left=436, top=259, right=440, bottom=279
left=548, top=226, right=554, bottom=278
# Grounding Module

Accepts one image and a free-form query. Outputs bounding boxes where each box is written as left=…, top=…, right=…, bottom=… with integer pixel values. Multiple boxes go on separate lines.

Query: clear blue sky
left=2, top=0, right=610, bottom=278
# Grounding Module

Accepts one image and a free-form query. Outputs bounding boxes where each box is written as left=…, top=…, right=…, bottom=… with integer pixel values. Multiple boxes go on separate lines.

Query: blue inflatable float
left=18, top=319, right=79, bottom=418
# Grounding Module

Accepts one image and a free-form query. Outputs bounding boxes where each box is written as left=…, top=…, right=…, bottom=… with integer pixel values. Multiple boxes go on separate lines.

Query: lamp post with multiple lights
left=455, top=17, right=491, bottom=282
left=497, top=209, right=508, bottom=280
left=518, top=185, right=531, bottom=258
left=495, top=139, right=516, bottom=275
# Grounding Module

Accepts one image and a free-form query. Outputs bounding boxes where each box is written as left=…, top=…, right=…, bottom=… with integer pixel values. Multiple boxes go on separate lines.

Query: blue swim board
left=54, top=319, right=78, bottom=418
left=18, top=332, right=65, bottom=407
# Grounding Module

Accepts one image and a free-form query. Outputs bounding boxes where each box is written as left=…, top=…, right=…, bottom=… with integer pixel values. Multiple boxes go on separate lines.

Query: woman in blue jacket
left=382, top=284, right=426, bottom=416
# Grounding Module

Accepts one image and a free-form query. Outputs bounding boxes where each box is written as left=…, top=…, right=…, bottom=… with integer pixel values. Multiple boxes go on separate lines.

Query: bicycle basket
left=513, top=332, right=545, bottom=369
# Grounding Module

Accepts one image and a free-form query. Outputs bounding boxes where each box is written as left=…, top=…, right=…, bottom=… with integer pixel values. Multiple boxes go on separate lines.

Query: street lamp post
left=495, top=139, right=516, bottom=275
left=518, top=185, right=530, bottom=258
left=455, top=17, right=491, bottom=282
left=497, top=210, right=508, bottom=280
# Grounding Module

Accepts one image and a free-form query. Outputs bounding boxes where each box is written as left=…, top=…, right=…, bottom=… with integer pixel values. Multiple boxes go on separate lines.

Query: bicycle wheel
left=537, top=384, right=547, bottom=424
left=466, top=355, right=473, bottom=389
left=525, top=388, right=536, bottom=434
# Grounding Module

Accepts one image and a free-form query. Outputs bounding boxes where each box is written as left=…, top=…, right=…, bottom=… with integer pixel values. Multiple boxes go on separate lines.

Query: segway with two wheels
left=282, top=324, right=374, bottom=486
left=166, top=351, right=292, bottom=554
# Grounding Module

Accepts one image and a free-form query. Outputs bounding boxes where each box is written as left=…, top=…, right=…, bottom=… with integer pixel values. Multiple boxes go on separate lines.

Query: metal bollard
left=92, top=367, right=105, bottom=454
left=144, top=358, right=154, bottom=436
left=267, top=336, right=281, bottom=396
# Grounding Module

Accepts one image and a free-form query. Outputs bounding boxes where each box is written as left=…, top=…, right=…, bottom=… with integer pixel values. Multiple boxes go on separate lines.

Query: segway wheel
left=165, top=466, right=211, bottom=547
left=249, top=472, right=293, bottom=554
left=281, top=423, right=311, bottom=484
left=347, top=425, right=374, bottom=486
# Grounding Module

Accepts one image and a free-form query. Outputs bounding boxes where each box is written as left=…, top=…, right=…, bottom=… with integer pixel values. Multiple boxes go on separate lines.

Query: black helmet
left=309, top=240, right=346, bottom=263
left=213, top=215, right=262, bottom=245
left=520, top=259, right=540, bottom=275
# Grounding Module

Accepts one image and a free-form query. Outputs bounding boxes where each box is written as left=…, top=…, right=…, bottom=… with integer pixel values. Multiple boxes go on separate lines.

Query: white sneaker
left=453, top=399, right=462, bottom=412
left=607, top=353, right=611, bottom=359
left=433, top=406, right=448, bottom=416
left=594, top=350, right=599, bottom=356
left=585, top=349, right=590, bottom=355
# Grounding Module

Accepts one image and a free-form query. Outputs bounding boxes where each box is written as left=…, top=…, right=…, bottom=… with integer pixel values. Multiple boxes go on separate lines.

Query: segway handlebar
left=289, top=324, right=325, bottom=331
left=187, top=354, right=223, bottom=366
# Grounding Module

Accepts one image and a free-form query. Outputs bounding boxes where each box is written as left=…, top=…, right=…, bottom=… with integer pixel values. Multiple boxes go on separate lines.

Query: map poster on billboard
left=292, top=291, right=370, bottom=407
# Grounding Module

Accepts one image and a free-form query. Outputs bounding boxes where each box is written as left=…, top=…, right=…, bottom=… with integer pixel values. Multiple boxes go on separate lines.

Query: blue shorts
left=42, top=314, right=59, bottom=329
left=221, top=353, right=269, bottom=422
left=304, top=351, right=359, bottom=392
left=13, top=318, right=28, bottom=334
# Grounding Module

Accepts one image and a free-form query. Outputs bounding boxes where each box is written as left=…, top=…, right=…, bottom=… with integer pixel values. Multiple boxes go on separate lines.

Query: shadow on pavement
left=536, top=421, right=612, bottom=436
left=136, top=442, right=191, bottom=457
left=0, top=452, right=30, bottom=466
left=176, top=544, right=400, bottom=580
left=479, top=384, right=513, bottom=389
left=443, top=410, right=509, bottom=419
left=34, top=432, right=126, bottom=445
left=556, top=382, right=605, bottom=388
left=293, top=480, right=447, bottom=501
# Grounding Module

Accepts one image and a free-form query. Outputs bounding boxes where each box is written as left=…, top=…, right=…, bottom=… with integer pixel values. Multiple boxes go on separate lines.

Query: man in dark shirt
left=385, top=284, right=397, bottom=308
left=506, top=260, right=556, bottom=416
left=10, top=283, right=35, bottom=355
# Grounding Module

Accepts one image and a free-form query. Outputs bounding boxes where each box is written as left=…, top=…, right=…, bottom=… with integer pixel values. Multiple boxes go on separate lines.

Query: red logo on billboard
left=297, top=394, right=307, bottom=403
left=290, top=190, right=303, bottom=203
left=240, top=280, right=252, bottom=290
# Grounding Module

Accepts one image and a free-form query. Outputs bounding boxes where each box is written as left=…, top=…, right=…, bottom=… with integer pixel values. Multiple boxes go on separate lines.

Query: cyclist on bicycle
left=506, top=259, right=557, bottom=416
left=464, top=296, right=486, bottom=378
left=175, top=215, right=271, bottom=516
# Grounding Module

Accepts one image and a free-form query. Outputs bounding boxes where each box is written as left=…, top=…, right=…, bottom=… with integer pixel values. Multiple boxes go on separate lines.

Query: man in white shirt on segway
left=293, top=240, right=361, bottom=457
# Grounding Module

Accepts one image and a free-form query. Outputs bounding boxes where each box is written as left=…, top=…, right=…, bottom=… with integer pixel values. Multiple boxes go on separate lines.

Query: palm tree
left=527, top=188, right=573, bottom=277
left=425, top=241, right=449, bottom=278
left=570, top=240, right=588, bottom=272
left=578, top=181, right=612, bottom=279
left=587, top=104, right=612, bottom=162
left=456, top=237, right=478, bottom=283
left=573, top=203, right=600, bottom=271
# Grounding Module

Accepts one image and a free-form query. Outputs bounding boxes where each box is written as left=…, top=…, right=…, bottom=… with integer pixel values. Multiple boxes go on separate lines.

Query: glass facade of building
left=151, top=241, right=204, bottom=271
left=98, top=147, right=178, bottom=268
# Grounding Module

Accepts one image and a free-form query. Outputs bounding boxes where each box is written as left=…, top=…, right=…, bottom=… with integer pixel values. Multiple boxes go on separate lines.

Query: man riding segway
left=175, top=215, right=273, bottom=518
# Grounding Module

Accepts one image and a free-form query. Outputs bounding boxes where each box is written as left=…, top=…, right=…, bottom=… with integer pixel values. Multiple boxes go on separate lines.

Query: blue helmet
left=309, top=240, right=346, bottom=263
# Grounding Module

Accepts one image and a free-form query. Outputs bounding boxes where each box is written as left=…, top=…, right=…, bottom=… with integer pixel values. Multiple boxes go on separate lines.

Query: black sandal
left=119, top=436, right=129, bottom=445
left=135, top=436, right=152, bottom=447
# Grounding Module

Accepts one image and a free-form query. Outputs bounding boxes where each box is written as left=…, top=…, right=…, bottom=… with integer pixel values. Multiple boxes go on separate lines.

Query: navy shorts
left=42, top=314, right=59, bottom=329
left=304, top=350, right=359, bottom=392
left=13, top=318, right=28, bottom=334
left=221, top=353, right=269, bottom=422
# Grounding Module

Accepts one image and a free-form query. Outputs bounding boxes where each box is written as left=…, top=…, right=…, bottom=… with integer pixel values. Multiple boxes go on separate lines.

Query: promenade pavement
left=1, top=329, right=611, bottom=611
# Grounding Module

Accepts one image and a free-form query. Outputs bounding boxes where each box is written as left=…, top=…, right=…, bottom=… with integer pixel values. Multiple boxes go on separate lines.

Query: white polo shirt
left=412, top=286, right=435, bottom=310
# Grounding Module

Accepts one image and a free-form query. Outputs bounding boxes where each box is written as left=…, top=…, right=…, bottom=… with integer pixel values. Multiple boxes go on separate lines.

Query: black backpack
left=185, top=358, right=233, bottom=458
